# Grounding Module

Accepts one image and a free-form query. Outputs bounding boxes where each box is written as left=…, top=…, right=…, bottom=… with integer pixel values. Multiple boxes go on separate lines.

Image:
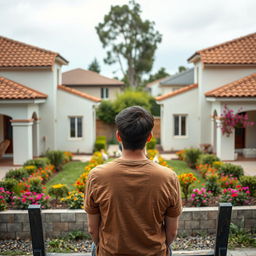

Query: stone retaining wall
left=0, top=206, right=255, bottom=240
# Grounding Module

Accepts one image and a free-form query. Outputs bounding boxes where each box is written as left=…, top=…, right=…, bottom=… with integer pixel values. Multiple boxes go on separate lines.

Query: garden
left=0, top=136, right=255, bottom=212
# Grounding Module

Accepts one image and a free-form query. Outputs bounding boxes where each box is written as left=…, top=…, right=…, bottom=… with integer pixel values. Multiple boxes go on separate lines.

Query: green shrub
left=94, top=136, right=107, bottom=151
left=0, top=179, right=18, bottom=192
left=23, top=158, right=50, bottom=169
left=197, top=154, right=220, bottom=166
left=28, top=177, right=43, bottom=193
left=219, top=163, right=244, bottom=179
left=205, top=173, right=221, bottom=196
left=96, top=100, right=117, bottom=124
left=48, top=184, right=69, bottom=200
left=5, top=168, right=29, bottom=181
left=146, top=137, right=157, bottom=149
left=97, top=136, right=107, bottom=141
left=240, top=176, right=256, bottom=196
left=65, top=230, right=90, bottom=241
left=46, top=151, right=65, bottom=172
left=184, top=148, right=202, bottom=168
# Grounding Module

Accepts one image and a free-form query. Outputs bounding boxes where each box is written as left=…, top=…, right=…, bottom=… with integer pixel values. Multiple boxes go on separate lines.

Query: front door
left=235, top=127, right=245, bottom=149
left=3, top=116, right=13, bottom=153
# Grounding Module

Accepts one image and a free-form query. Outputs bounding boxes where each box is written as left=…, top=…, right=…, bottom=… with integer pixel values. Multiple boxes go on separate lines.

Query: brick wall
left=0, top=206, right=255, bottom=240
left=96, top=117, right=161, bottom=140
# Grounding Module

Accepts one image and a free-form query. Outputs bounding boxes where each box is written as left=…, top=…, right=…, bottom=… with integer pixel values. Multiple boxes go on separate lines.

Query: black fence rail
left=28, top=203, right=232, bottom=256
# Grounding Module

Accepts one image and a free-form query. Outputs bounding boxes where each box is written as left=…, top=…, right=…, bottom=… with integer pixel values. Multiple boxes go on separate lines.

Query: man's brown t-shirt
left=84, top=158, right=182, bottom=256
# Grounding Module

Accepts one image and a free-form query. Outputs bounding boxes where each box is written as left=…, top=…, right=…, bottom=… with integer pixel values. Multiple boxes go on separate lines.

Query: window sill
left=173, top=136, right=188, bottom=139
left=68, top=137, right=84, bottom=141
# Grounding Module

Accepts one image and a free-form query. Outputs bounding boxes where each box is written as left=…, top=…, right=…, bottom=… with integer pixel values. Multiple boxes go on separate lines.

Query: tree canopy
left=96, top=0, right=162, bottom=88
left=88, top=58, right=101, bottom=73
left=145, top=67, right=170, bottom=85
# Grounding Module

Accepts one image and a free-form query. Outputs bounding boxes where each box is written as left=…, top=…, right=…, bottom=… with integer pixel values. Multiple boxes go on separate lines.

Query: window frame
left=173, top=114, right=188, bottom=138
left=69, top=116, right=83, bottom=139
left=101, top=88, right=109, bottom=99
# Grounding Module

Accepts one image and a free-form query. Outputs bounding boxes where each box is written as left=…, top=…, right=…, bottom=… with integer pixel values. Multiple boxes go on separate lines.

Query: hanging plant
left=220, top=105, right=254, bottom=137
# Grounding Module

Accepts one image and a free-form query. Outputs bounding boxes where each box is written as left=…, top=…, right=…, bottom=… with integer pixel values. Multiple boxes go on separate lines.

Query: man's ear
left=116, top=130, right=122, bottom=142
left=146, top=132, right=153, bottom=142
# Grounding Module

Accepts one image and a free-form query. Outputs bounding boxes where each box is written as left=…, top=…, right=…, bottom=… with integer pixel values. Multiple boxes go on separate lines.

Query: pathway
left=225, top=161, right=256, bottom=176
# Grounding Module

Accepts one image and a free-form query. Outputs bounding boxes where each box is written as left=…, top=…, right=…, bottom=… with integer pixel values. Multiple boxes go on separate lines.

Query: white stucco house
left=0, top=36, right=100, bottom=165
left=157, top=32, right=256, bottom=161
left=146, top=68, right=194, bottom=97
left=62, top=68, right=124, bottom=100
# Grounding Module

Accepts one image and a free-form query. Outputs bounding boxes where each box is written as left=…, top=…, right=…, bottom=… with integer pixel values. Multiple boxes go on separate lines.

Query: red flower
left=231, top=193, right=238, bottom=197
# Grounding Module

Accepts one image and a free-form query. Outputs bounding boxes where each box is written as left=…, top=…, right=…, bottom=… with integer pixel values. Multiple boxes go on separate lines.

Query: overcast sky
left=1, top=0, right=256, bottom=79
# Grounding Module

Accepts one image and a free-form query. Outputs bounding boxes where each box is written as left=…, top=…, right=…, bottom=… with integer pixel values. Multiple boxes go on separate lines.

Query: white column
left=11, top=120, right=33, bottom=165
left=216, top=120, right=235, bottom=160
left=33, top=120, right=40, bottom=157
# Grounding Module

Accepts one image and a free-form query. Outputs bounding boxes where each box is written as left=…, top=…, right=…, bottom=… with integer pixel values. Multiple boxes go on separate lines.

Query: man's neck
left=120, top=148, right=147, bottom=161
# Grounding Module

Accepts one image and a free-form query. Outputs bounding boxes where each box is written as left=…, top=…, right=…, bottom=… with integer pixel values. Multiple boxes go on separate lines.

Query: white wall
left=0, top=64, right=62, bottom=154
left=246, top=111, right=256, bottom=148
left=198, top=66, right=256, bottom=145
left=57, top=89, right=96, bottom=153
left=160, top=88, right=200, bottom=151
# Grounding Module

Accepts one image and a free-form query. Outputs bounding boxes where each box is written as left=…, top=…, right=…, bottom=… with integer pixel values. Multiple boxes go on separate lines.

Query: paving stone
left=61, top=213, right=76, bottom=222
left=7, top=223, right=22, bottom=232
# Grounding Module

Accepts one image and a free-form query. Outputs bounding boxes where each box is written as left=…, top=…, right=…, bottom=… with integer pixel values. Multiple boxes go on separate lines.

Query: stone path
left=230, top=161, right=256, bottom=176
left=72, top=155, right=92, bottom=162
left=0, top=166, right=16, bottom=180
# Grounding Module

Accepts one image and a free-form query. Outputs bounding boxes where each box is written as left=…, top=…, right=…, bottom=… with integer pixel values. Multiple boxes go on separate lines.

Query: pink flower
left=191, top=193, right=196, bottom=198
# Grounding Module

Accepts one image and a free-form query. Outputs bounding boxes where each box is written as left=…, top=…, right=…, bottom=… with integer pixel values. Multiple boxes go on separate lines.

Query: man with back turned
left=84, top=106, right=182, bottom=256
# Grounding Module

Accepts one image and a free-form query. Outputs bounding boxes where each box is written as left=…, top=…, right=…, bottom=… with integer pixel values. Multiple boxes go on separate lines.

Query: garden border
left=0, top=206, right=255, bottom=240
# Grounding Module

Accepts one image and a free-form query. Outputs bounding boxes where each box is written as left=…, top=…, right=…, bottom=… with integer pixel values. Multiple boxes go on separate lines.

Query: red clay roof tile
left=0, top=36, right=68, bottom=68
left=205, top=73, right=256, bottom=98
left=58, top=85, right=101, bottom=102
left=156, top=84, right=198, bottom=101
left=0, top=77, right=47, bottom=100
left=188, top=32, right=256, bottom=64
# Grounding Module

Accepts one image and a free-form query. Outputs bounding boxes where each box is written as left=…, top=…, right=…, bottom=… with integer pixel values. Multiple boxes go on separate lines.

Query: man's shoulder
left=89, top=160, right=118, bottom=176
left=150, top=161, right=177, bottom=178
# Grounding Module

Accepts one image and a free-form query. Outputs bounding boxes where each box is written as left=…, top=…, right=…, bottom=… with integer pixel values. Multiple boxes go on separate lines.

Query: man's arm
left=87, top=213, right=101, bottom=245
left=164, top=215, right=179, bottom=246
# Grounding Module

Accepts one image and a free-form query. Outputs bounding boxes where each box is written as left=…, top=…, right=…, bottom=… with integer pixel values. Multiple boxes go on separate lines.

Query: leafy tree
left=145, top=67, right=170, bottom=85
left=88, top=58, right=101, bottom=73
left=96, top=100, right=116, bottom=124
left=178, top=66, right=188, bottom=73
left=96, top=0, right=162, bottom=88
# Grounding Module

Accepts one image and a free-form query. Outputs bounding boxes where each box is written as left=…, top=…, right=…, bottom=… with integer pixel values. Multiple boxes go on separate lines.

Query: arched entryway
left=0, top=114, right=13, bottom=157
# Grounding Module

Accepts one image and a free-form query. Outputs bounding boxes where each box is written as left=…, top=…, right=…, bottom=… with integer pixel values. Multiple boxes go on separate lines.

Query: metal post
left=28, top=204, right=46, bottom=256
left=214, top=203, right=232, bottom=256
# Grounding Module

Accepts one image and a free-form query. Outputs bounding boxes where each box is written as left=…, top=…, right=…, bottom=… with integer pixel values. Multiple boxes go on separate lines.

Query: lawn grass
left=168, top=160, right=205, bottom=189
left=45, top=161, right=87, bottom=191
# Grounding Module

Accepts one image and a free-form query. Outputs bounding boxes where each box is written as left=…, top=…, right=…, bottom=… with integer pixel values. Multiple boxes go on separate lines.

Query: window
left=173, top=115, right=187, bottom=136
left=101, top=88, right=109, bottom=99
left=70, top=117, right=83, bottom=138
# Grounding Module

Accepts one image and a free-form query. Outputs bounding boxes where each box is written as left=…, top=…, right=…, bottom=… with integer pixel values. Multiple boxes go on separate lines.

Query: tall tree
left=88, top=58, right=101, bottom=73
left=96, top=0, right=162, bottom=87
left=146, top=67, right=170, bottom=84
left=178, top=66, right=188, bottom=73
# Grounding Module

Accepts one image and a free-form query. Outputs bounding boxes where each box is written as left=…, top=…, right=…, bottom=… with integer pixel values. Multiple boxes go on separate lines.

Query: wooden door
left=3, top=116, right=13, bottom=153
left=235, top=127, right=245, bottom=149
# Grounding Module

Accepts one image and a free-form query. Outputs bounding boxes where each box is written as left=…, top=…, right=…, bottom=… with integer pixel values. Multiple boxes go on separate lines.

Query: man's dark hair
left=115, top=106, right=154, bottom=150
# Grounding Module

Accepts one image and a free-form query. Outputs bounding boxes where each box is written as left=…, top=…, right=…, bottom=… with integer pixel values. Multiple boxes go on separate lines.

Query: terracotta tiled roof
left=188, top=32, right=256, bottom=64
left=205, top=73, right=256, bottom=98
left=156, top=84, right=198, bottom=101
left=0, top=36, right=68, bottom=68
left=62, top=68, right=124, bottom=86
left=58, top=85, right=101, bottom=102
left=0, top=77, right=47, bottom=100
left=146, top=77, right=169, bottom=88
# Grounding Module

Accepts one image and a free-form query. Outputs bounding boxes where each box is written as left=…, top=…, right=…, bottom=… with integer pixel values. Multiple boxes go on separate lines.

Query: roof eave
left=206, top=96, right=256, bottom=102
left=187, top=53, right=201, bottom=63
left=0, top=98, right=47, bottom=104
left=56, top=55, right=69, bottom=65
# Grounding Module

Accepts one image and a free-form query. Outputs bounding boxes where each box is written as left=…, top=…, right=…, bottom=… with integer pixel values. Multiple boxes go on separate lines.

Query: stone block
left=7, top=223, right=22, bottom=232
left=192, top=211, right=208, bottom=220
left=46, top=231, right=61, bottom=239
left=185, top=220, right=200, bottom=229
left=14, top=213, right=29, bottom=223
left=22, top=222, right=31, bottom=232
left=200, top=219, right=216, bottom=229
left=53, top=222, right=69, bottom=232
left=244, top=219, right=256, bottom=229
left=68, top=222, right=85, bottom=231
left=16, top=232, right=30, bottom=240
left=178, top=220, right=185, bottom=229
left=44, top=222, right=53, bottom=232
left=180, top=212, right=192, bottom=221
left=207, top=228, right=216, bottom=234
left=0, top=214, right=14, bottom=222
left=252, top=210, right=256, bottom=218
left=0, top=232, right=16, bottom=239
left=208, top=211, right=218, bottom=220
left=76, top=212, right=87, bottom=222
left=231, top=210, right=237, bottom=218
left=61, top=213, right=76, bottom=222
left=45, top=213, right=60, bottom=223
left=237, top=210, right=253, bottom=219
left=0, top=223, right=7, bottom=232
